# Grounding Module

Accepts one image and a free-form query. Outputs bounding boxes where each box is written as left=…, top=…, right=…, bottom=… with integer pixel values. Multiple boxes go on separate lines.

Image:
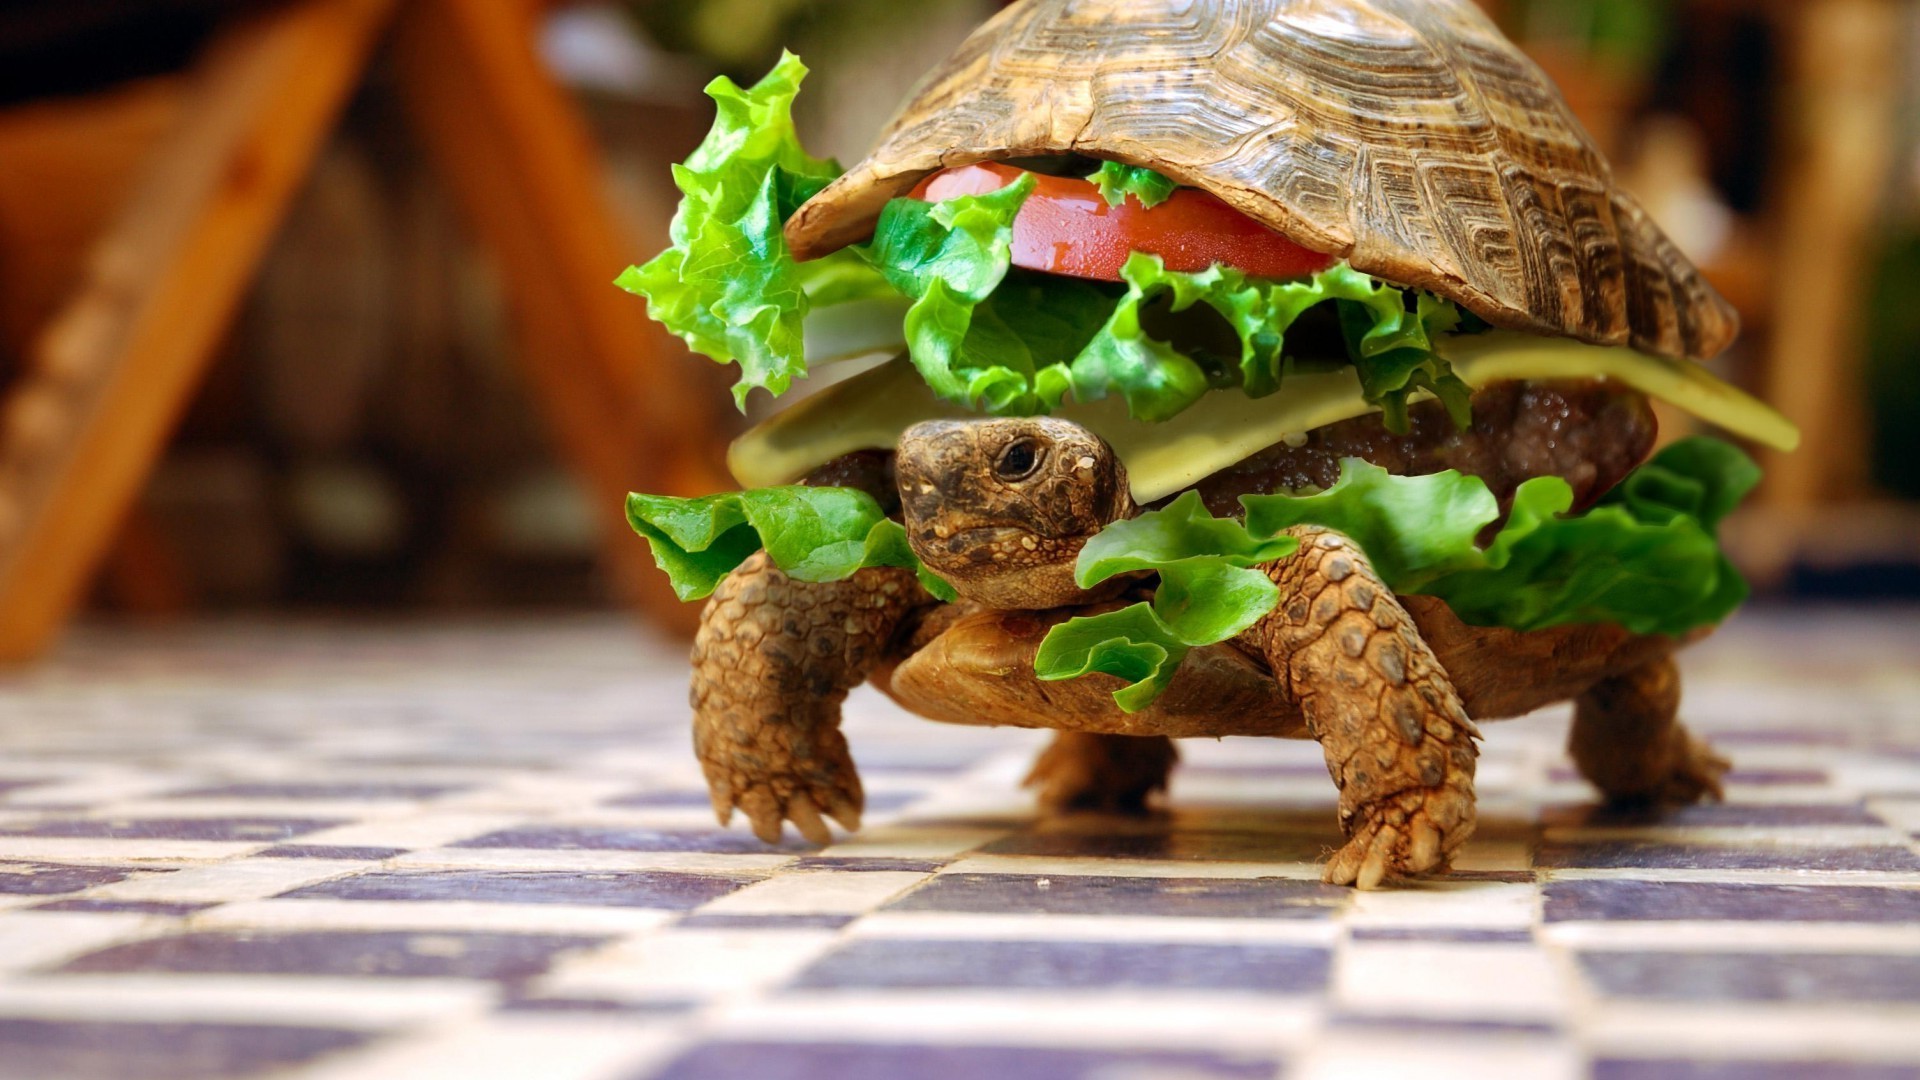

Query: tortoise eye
left=994, top=438, right=1045, bottom=482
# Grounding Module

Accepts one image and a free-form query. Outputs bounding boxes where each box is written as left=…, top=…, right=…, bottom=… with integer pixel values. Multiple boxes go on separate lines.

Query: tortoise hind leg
left=1569, top=655, right=1729, bottom=805
left=1025, top=733, right=1178, bottom=814
left=1242, top=529, right=1481, bottom=889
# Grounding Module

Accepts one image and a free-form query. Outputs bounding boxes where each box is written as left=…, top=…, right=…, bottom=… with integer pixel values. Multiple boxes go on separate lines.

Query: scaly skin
left=1569, top=654, right=1729, bottom=804
left=1025, top=733, right=1179, bottom=813
left=1239, top=528, right=1481, bottom=888
left=691, top=552, right=934, bottom=844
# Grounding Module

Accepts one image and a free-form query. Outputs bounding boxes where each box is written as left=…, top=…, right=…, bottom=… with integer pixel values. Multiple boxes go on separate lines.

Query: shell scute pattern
left=787, top=0, right=1738, bottom=361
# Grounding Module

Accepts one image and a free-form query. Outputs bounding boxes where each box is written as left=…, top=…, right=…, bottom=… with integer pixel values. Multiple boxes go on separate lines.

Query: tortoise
left=655, top=0, right=1785, bottom=888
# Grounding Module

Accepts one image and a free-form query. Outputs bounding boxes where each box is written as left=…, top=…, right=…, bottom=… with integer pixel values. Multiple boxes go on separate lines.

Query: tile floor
left=0, top=609, right=1916, bottom=1079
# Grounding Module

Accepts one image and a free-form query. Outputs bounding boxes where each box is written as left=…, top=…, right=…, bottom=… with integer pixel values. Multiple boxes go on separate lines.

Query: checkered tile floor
left=0, top=610, right=1917, bottom=1080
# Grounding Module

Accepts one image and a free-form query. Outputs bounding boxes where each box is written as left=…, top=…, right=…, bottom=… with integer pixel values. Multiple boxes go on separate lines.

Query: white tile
left=196, top=898, right=677, bottom=936
left=294, top=814, right=527, bottom=849
left=1335, top=942, right=1567, bottom=1022
left=695, top=871, right=926, bottom=915
left=815, top=826, right=1006, bottom=860
left=536, top=928, right=841, bottom=1002
left=707, top=991, right=1317, bottom=1054
left=1542, top=920, right=1920, bottom=952
left=850, top=911, right=1341, bottom=946
left=0, top=838, right=256, bottom=863
left=0, top=974, right=493, bottom=1028
left=0, top=911, right=156, bottom=972
left=1344, top=880, right=1538, bottom=930
left=83, top=860, right=364, bottom=903
left=1290, top=1035, right=1578, bottom=1080
left=941, top=854, right=1323, bottom=881
left=1586, top=1002, right=1920, bottom=1061
left=391, top=848, right=791, bottom=874
left=282, top=1017, right=682, bottom=1080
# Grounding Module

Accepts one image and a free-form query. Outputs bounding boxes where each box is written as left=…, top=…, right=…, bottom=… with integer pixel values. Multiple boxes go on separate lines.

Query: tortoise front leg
left=1569, top=654, right=1729, bottom=805
left=1242, top=529, right=1481, bottom=889
left=692, top=552, right=932, bottom=845
left=1025, top=733, right=1179, bottom=814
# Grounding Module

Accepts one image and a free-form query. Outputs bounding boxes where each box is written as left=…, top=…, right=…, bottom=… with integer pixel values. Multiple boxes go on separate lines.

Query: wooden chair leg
left=0, top=0, right=395, bottom=662
left=392, top=0, right=737, bottom=636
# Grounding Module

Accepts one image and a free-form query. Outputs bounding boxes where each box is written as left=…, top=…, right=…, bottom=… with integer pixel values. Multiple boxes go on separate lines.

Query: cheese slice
left=729, top=331, right=1800, bottom=503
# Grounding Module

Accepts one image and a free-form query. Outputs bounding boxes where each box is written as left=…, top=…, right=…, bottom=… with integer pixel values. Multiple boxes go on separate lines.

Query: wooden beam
left=392, top=0, right=735, bottom=635
left=1760, top=0, right=1901, bottom=508
left=0, top=0, right=395, bottom=661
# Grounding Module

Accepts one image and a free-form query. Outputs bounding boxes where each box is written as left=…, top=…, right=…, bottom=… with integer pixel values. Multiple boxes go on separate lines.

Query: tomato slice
left=909, top=162, right=1336, bottom=283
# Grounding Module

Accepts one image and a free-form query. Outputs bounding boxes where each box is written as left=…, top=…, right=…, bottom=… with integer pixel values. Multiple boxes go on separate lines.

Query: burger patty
left=803, top=379, right=1658, bottom=522
left=1176, top=379, right=1658, bottom=518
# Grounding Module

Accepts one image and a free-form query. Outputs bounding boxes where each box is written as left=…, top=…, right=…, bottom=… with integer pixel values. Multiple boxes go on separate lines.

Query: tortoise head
left=896, top=417, right=1134, bottom=610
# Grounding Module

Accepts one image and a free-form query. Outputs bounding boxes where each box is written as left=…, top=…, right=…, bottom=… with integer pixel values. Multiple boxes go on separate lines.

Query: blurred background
left=0, top=0, right=1915, bottom=659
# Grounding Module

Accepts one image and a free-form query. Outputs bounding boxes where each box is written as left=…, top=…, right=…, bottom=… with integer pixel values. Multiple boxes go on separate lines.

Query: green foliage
left=620, top=53, right=1477, bottom=425
left=624, top=486, right=955, bottom=602
left=1088, top=161, right=1178, bottom=208
left=1038, top=439, right=1759, bottom=710
left=613, top=52, right=888, bottom=408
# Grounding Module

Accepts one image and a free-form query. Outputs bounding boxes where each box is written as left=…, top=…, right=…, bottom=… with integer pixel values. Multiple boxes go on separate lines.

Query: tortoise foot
left=1024, top=733, right=1177, bottom=815
left=703, top=732, right=864, bottom=846
left=1323, top=776, right=1476, bottom=890
left=1602, top=727, right=1730, bottom=808
left=1571, top=655, right=1727, bottom=807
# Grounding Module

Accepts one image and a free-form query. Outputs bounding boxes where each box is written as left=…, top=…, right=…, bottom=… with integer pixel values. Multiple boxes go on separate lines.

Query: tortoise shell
left=784, top=0, right=1738, bottom=362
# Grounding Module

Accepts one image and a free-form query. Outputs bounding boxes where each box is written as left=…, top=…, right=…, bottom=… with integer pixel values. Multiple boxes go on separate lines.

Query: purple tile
left=608, top=791, right=921, bottom=814
left=1537, top=842, right=1920, bottom=872
left=168, top=782, right=466, bottom=800
left=30, top=899, right=214, bottom=916
left=254, top=845, right=407, bottom=860
left=790, top=938, right=1329, bottom=993
left=0, top=817, right=339, bottom=842
left=1593, top=1061, right=1920, bottom=1080
left=0, top=861, right=148, bottom=896
left=0, top=1018, right=368, bottom=1080
left=1329, top=1014, right=1558, bottom=1036
left=1547, top=803, right=1883, bottom=829
left=980, top=826, right=1332, bottom=863
left=452, top=825, right=811, bottom=855
left=1179, top=763, right=1335, bottom=780
left=647, top=1042, right=1277, bottom=1080
left=1349, top=928, right=1535, bottom=944
left=677, top=913, right=858, bottom=930
left=885, top=873, right=1346, bottom=919
left=1545, top=881, right=1920, bottom=923
left=500, top=996, right=697, bottom=1016
left=1549, top=767, right=1831, bottom=787
left=58, top=930, right=608, bottom=980
left=1579, top=951, right=1920, bottom=1003
left=1708, top=731, right=1858, bottom=748
left=283, top=870, right=753, bottom=910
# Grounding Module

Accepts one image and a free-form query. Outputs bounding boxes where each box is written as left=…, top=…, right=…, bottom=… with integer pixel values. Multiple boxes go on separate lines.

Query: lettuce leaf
left=1064, top=255, right=1474, bottom=425
left=625, top=486, right=955, bottom=602
left=1089, top=162, right=1178, bottom=208
left=614, top=52, right=888, bottom=408
left=858, top=175, right=1065, bottom=413
left=617, top=52, right=1475, bottom=425
left=1037, top=439, right=1758, bottom=710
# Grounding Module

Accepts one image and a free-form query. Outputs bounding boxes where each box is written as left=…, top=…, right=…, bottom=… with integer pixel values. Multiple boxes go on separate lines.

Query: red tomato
left=909, top=162, right=1336, bottom=283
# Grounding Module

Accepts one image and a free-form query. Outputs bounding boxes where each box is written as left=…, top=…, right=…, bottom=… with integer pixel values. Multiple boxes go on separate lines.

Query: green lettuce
left=1036, top=438, right=1758, bottom=711
left=1035, top=493, right=1302, bottom=709
left=614, top=52, right=887, bottom=408
left=619, top=52, right=1478, bottom=426
left=1089, top=162, right=1178, bottom=208
left=626, top=487, right=955, bottom=602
